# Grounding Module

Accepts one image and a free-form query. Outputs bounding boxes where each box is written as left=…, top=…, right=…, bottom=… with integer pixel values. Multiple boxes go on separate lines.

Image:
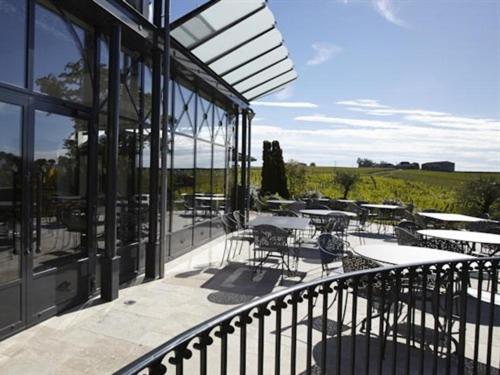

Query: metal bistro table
left=353, top=244, right=474, bottom=266
left=416, top=213, right=492, bottom=229
left=300, top=209, right=357, bottom=218
left=248, top=215, right=310, bottom=231
left=361, top=204, right=402, bottom=233
left=418, top=229, right=500, bottom=256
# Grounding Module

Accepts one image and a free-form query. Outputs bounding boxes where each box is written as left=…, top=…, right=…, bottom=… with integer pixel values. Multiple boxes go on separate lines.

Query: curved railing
left=115, top=257, right=499, bottom=375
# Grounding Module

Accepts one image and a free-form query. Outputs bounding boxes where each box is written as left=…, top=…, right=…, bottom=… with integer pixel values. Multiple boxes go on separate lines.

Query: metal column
left=239, top=110, right=248, bottom=221
left=146, top=0, right=163, bottom=279
left=159, top=0, right=171, bottom=277
left=231, top=110, right=239, bottom=213
left=101, top=24, right=121, bottom=301
left=246, top=111, right=253, bottom=221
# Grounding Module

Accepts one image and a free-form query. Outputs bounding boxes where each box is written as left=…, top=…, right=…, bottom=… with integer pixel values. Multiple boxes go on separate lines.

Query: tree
left=458, top=177, right=500, bottom=216
left=333, top=170, right=360, bottom=199
left=357, top=157, right=375, bottom=168
left=309, top=162, right=316, bottom=167
left=272, top=141, right=289, bottom=198
left=260, top=141, right=273, bottom=195
left=286, top=160, right=307, bottom=197
left=260, top=140, right=289, bottom=198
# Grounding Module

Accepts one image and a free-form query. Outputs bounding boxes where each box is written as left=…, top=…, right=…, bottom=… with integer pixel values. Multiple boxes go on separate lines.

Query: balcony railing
left=115, top=257, right=499, bottom=375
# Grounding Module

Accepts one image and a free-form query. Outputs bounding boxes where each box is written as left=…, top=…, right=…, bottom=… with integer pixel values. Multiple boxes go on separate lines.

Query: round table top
left=300, top=209, right=357, bottom=218
left=361, top=204, right=402, bottom=210
left=195, top=196, right=226, bottom=201
left=416, top=212, right=488, bottom=223
left=267, top=200, right=297, bottom=205
left=418, top=229, right=500, bottom=245
left=353, top=245, right=474, bottom=265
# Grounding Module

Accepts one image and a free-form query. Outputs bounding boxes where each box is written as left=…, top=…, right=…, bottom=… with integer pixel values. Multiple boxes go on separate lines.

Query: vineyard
left=249, top=166, right=500, bottom=214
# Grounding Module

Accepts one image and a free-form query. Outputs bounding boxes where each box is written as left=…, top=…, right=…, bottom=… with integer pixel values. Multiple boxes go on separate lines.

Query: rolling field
left=250, top=167, right=500, bottom=213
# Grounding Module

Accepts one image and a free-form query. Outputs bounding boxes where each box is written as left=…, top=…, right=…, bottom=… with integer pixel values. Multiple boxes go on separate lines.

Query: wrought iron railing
left=115, top=257, right=499, bottom=375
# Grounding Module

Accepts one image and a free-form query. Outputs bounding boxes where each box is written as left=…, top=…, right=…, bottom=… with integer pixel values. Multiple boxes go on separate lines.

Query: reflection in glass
left=172, top=135, right=194, bottom=232
left=197, top=95, right=212, bottom=140
left=34, top=3, right=92, bottom=105
left=0, top=0, right=26, bottom=87
left=0, top=102, right=22, bottom=284
left=33, top=111, right=87, bottom=273
left=173, top=83, right=195, bottom=135
left=213, top=145, right=227, bottom=216
left=195, top=140, right=212, bottom=222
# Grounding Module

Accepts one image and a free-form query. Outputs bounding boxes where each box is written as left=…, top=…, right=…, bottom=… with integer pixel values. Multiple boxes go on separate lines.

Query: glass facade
left=0, top=0, right=249, bottom=340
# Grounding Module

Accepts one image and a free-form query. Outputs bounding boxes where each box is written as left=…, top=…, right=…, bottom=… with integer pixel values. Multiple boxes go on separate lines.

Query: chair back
left=341, top=254, right=380, bottom=273
left=328, top=213, right=350, bottom=231
left=396, top=220, right=420, bottom=234
left=220, top=214, right=235, bottom=235
left=394, top=226, right=420, bottom=246
left=273, top=210, right=299, bottom=217
left=466, top=221, right=500, bottom=234
left=232, top=210, right=244, bottom=230
left=317, top=233, right=346, bottom=265
left=287, top=201, right=306, bottom=213
left=252, top=225, right=289, bottom=251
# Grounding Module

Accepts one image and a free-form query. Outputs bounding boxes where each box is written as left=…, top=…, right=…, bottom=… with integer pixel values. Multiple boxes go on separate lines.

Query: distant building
left=397, top=161, right=419, bottom=170
left=421, top=161, right=455, bottom=172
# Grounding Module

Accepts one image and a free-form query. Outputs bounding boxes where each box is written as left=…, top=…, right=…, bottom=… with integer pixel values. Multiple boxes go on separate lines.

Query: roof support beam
left=187, top=4, right=267, bottom=51
left=248, top=77, right=297, bottom=101
left=219, top=43, right=283, bottom=77
left=240, top=68, right=295, bottom=95
left=204, top=25, right=275, bottom=66
left=231, top=56, right=289, bottom=86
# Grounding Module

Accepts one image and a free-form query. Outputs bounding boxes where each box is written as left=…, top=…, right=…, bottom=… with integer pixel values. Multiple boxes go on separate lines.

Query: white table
left=417, top=212, right=488, bottom=223
left=353, top=244, right=473, bottom=266
left=266, top=200, right=297, bottom=205
left=361, top=204, right=402, bottom=210
left=300, top=209, right=357, bottom=218
left=248, top=216, right=310, bottom=231
left=418, top=230, right=500, bottom=245
left=195, top=196, right=226, bottom=201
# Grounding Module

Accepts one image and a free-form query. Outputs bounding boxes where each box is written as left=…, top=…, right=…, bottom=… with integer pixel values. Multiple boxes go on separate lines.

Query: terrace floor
left=0, top=221, right=498, bottom=374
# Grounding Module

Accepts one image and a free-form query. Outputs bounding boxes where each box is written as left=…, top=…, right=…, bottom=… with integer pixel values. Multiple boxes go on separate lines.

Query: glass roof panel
left=209, top=28, right=282, bottom=74
left=234, top=59, right=294, bottom=93
left=191, top=7, right=275, bottom=62
left=171, top=0, right=264, bottom=49
left=224, top=46, right=288, bottom=84
left=243, top=71, right=298, bottom=100
left=171, top=0, right=297, bottom=102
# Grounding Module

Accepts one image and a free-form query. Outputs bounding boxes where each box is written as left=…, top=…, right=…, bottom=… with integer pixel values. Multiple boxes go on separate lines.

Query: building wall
left=0, top=0, right=244, bottom=341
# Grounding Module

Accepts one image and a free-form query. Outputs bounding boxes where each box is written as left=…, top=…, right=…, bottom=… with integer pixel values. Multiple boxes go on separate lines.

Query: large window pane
left=0, top=102, right=22, bottom=283
left=171, top=135, right=194, bottom=232
left=33, top=111, right=87, bottom=273
left=173, top=83, right=195, bottom=135
left=195, top=140, right=212, bottom=222
left=213, top=145, right=227, bottom=216
left=34, top=3, right=92, bottom=105
left=0, top=0, right=26, bottom=87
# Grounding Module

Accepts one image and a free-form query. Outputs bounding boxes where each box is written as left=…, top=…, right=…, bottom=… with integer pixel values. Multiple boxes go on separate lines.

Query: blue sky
left=172, top=0, right=500, bottom=171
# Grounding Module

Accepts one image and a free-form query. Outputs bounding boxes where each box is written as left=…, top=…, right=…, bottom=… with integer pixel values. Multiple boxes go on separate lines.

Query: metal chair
left=317, top=233, right=348, bottom=275
left=328, top=213, right=350, bottom=241
left=396, top=220, right=421, bottom=234
left=252, top=224, right=292, bottom=277
left=394, top=227, right=421, bottom=246
left=220, top=214, right=254, bottom=265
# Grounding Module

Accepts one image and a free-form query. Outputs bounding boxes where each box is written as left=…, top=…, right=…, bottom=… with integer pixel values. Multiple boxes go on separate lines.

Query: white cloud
left=336, top=99, right=389, bottom=109
left=251, top=101, right=319, bottom=109
left=294, top=115, right=401, bottom=129
left=372, top=0, right=407, bottom=27
left=274, top=85, right=294, bottom=100
left=306, top=43, right=342, bottom=66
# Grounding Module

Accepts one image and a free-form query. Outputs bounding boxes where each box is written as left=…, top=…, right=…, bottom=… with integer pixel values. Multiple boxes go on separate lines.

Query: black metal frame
left=115, top=257, right=500, bottom=375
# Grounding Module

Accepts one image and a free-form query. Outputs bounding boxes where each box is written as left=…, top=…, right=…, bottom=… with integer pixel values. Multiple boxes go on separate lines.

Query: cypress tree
left=272, top=141, right=289, bottom=198
left=261, top=140, right=272, bottom=195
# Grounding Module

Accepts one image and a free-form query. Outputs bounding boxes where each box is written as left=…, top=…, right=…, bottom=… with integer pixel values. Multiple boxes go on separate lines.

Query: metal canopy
left=171, top=0, right=297, bottom=102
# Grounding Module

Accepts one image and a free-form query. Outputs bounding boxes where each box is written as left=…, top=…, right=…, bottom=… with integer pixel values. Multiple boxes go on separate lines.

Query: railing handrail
left=115, top=256, right=499, bottom=374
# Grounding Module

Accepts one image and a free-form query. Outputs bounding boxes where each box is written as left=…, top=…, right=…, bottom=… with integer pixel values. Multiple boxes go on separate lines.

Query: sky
left=171, top=0, right=500, bottom=172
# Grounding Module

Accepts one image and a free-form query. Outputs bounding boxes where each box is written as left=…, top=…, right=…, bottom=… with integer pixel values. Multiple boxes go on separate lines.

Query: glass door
left=27, top=105, right=91, bottom=323
left=0, top=95, right=26, bottom=339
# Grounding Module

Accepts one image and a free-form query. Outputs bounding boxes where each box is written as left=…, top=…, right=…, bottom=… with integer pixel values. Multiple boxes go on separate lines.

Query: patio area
left=0, top=218, right=498, bottom=374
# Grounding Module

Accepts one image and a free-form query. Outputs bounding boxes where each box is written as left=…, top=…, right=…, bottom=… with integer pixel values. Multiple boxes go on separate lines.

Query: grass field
left=250, top=166, right=500, bottom=214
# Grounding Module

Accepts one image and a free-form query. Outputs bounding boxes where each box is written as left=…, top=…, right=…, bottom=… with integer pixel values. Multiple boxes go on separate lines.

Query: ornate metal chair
left=317, top=233, right=349, bottom=275
left=252, top=224, right=292, bottom=277
left=394, top=227, right=422, bottom=246
left=220, top=214, right=253, bottom=265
